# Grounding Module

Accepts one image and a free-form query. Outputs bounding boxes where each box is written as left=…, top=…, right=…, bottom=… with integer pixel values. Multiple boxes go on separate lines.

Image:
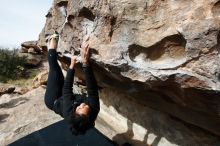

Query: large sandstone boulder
left=19, top=41, right=46, bottom=67
left=18, top=53, right=42, bottom=67
left=21, top=41, right=42, bottom=54
left=38, top=0, right=220, bottom=144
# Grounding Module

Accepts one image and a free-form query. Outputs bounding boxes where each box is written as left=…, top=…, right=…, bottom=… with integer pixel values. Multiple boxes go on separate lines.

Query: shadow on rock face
left=8, top=120, right=117, bottom=146
left=78, top=7, right=96, bottom=21
left=0, top=114, right=10, bottom=124
left=0, top=97, right=29, bottom=109
left=212, top=1, right=220, bottom=17
left=128, top=34, right=187, bottom=69
left=112, top=120, right=153, bottom=146
left=100, top=87, right=220, bottom=146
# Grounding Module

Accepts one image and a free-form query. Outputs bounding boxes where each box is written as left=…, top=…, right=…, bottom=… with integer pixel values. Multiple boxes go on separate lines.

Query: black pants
left=44, top=49, right=64, bottom=110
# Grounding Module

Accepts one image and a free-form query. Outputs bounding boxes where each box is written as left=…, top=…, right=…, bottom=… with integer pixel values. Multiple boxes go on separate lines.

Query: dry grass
left=0, top=48, right=42, bottom=88
left=6, top=68, right=40, bottom=88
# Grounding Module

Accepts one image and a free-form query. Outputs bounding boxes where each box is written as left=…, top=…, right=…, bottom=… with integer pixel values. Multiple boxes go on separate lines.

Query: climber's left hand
left=80, top=43, right=90, bottom=65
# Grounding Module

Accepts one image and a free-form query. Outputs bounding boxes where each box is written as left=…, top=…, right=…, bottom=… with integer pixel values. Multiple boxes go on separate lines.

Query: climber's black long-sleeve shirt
left=53, top=65, right=100, bottom=126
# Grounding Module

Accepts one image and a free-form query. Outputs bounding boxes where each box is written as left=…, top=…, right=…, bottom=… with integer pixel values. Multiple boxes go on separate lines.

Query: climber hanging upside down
left=44, top=33, right=100, bottom=135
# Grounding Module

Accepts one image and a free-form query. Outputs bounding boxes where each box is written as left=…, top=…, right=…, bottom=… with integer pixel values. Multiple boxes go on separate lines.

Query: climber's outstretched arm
left=62, top=56, right=77, bottom=117
left=81, top=43, right=100, bottom=112
left=83, top=65, right=98, bottom=98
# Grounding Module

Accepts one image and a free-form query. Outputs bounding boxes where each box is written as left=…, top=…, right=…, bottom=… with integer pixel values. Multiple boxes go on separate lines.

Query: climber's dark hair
left=65, top=98, right=95, bottom=135
left=70, top=113, right=92, bottom=135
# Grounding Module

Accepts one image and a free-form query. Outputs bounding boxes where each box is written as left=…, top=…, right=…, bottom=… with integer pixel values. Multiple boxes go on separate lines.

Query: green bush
left=0, top=48, right=27, bottom=81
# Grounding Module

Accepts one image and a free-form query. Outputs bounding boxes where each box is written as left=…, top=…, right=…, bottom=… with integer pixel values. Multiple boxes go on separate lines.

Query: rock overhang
left=38, top=0, right=220, bottom=136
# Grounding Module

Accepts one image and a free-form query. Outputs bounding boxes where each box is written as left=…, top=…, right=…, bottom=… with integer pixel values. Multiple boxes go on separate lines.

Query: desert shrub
left=0, top=48, right=27, bottom=80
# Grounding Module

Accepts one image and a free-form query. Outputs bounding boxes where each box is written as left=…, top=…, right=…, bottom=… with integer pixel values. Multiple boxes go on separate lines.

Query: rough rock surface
left=37, top=0, right=220, bottom=144
left=21, top=41, right=42, bottom=54
left=0, top=84, right=15, bottom=96
left=32, top=70, right=48, bottom=88
left=19, top=41, right=45, bottom=67
left=18, top=53, right=42, bottom=67
left=0, top=87, right=62, bottom=146
left=0, top=83, right=29, bottom=95
left=13, top=87, right=29, bottom=95
left=97, top=88, right=220, bottom=146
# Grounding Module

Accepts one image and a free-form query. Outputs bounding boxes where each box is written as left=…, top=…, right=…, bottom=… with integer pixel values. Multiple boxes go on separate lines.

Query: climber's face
left=75, top=103, right=90, bottom=116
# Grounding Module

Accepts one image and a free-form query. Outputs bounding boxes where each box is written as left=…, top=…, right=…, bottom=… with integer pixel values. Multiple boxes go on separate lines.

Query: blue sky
left=0, top=0, right=53, bottom=48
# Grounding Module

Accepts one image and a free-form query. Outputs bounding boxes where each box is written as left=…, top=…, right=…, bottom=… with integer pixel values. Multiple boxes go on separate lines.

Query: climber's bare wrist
left=82, top=60, right=89, bottom=65
left=69, top=64, right=75, bottom=69
left=69, top=56, right=77, bottom=69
